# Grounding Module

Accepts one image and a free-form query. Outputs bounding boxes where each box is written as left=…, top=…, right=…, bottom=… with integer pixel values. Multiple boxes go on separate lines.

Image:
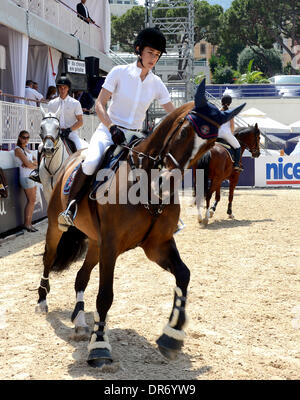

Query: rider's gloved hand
left=109, top=125, right=126, bottom=145
left=61, top=127, right=72, bottom=138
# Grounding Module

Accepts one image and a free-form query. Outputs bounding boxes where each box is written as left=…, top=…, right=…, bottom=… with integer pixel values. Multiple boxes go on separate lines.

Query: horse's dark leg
left=210, top=186, right=221, bottom=218
left=191, top=165, right=196, bottom=199
left=202, top=183, right=215, bottom=225
left=143, top=238, right=190, bottom=360
left=87, top=243, right=116, bottom=368
left=71, top=240, right=99, bottom=340
left=35, top=223, right=63, bottom=313
left=227, top=174, right=239, bottom=218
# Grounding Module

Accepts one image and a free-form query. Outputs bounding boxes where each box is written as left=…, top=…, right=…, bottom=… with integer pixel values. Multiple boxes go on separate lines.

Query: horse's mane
left=135, top=102, right=193, bottom=151
left=234, top=125, right=258, bottom=137
left=153, top=102, right=194, bottom=137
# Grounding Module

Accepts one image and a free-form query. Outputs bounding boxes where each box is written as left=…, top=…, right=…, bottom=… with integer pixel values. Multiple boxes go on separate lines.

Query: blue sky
left=206, top=0, right=232, bottom=9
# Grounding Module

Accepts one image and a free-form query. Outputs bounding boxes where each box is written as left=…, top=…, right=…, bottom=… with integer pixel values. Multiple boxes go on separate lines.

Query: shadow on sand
left=46, top=309, right=212, bottom=380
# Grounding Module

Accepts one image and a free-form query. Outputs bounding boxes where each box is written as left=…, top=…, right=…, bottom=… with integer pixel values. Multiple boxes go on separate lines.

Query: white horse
left=38, top=104, right=87, bottom=203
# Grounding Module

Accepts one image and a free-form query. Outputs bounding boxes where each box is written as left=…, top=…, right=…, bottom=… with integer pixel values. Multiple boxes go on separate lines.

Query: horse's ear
left=224, top=102, right=246, bottom=122
left=255, top=122, right=258, bottom=129
left=194, top=78, right=207, bottom=108
left=40, top=103, right=47, bottom=118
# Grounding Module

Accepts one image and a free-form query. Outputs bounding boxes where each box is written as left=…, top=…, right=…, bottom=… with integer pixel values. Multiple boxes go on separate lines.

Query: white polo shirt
left=25, top=86, right=43, bottom=106
left=48, top=95, right=83, bottom=131
left=103, top=61, right=171, bottom=130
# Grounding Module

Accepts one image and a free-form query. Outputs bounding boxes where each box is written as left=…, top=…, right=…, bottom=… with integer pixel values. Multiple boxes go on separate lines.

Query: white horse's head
left=40, top=104, right=61, bottom=157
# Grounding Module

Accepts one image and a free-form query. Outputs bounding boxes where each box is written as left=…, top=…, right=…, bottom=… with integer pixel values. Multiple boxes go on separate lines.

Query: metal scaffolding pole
left=145, top=0, right=195, bottom=102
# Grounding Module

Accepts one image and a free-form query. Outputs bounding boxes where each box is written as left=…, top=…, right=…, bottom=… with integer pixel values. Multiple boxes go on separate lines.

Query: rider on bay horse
left=30, top=76, right=86, bottom=183
left=58, top=27, right=176, bottom=230
left=217, top=94, right=243, bottom=172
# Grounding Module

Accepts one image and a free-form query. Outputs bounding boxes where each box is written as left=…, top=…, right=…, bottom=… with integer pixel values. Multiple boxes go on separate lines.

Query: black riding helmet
left=134, top=27, right=167, bottom=58
left=56, top=76, right=72, bottom=89
left=221, top=94, right=232, bottom=106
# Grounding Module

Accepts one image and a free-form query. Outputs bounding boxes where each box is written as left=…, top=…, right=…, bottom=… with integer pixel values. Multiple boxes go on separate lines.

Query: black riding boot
left=29, top=151, right=42, bottom=183
left=58, top=164, right=92, bottom=230
left=233, top=147, right=243, bottom=171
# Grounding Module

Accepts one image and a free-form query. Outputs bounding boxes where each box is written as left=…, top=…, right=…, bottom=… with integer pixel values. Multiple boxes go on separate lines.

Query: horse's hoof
left=156, top=334, right=182, bottom=360
left=87, top=348, right=113, bottom=368
left=71, top=326, right=90, bottom=341
left=35, top=301, right=48, bottom=314
left=209, top=209, right=214, bottom=218
left=202, top=218, right=209, bottom=226
left=157, top=344, right=178, bottom=360
left=228, top=214, right=235, bottom=219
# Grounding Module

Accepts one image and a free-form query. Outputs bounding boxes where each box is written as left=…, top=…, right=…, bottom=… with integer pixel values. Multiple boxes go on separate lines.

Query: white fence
left=11, top=0, right=102, bottom=52
left=0, top=101, right=98, bottom=146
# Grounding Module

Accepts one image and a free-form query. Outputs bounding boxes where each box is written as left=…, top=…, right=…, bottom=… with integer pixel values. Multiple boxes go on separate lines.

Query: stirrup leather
left=58, top=200, right=78, bottom=227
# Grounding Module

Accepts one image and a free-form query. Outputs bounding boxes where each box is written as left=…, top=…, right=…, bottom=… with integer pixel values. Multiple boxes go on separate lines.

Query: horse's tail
left=50, top=226, right=88, bottom=273
left=197, top=151, right=211, bottom=196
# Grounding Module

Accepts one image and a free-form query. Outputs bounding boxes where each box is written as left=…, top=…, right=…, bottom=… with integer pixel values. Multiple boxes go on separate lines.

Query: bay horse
left=35, top=80, right=245, bottom=367
left=38, top=104, right=88, bottom=203
left=191, top=123, right=261, bottom=225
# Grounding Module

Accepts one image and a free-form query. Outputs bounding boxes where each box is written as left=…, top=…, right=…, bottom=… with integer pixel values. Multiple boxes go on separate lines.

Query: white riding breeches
left=69, top=131, right=88, bottom=151
left=82, top=123, right=145, bottom=176
left=218, top=130, right=240, bottom=149
left=82, top=124, right=114, bottom=176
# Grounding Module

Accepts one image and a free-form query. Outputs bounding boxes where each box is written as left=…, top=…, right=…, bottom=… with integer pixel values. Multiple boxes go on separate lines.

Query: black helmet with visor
left=134, top=27, right=167, bottom=58
left=56, top=76, right=72, bottom=89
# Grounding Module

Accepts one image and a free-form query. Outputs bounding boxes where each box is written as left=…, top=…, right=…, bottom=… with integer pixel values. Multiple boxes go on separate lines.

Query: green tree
left=194, top=0, right=223, bottom=45
left=237, top=46, right=283, bottom=77
left=111, top=6, right=145, bottom=52
left=224, top=0, right=300, bottom=74
left=209, top=54, right=227, bottom=74
left=212, top=65, right=237, bottom=84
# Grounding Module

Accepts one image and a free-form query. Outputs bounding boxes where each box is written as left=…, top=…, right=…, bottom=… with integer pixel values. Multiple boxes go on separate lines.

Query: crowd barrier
left=0, top=150, right=47, bottom=236
left=0, top=167, right=47, bottom=236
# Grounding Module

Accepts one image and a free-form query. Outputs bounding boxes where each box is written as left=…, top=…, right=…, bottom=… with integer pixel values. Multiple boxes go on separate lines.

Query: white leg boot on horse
left=70, top=291, right=90, bottom=341
left=35, top=275, right=50, bottom=313
left=156, top=286, right=188, bottom=360
left=70, top=240, right=99, bottom=341
left=143, top=238, right=190, bottom=360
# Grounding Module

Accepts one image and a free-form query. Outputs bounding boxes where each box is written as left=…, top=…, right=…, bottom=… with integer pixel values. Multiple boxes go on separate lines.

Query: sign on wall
left=255, top=156, right=300, bottom=187
left=66, top=59, right=86, bottom=74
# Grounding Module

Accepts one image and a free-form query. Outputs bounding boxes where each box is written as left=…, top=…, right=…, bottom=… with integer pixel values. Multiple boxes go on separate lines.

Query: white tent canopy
left=237, top=108, right=290, bottom=133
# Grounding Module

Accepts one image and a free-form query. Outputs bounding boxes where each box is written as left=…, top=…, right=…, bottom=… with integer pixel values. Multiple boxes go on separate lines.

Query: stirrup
left=29, top=169, right=41, bottom=183
left=234, top=165, right=243, bottom=172
left=58, top=200, right=78, bottom=230
left=174, top=218, right=185, bottom=235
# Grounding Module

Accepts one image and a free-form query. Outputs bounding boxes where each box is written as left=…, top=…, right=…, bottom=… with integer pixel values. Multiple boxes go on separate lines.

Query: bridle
left=236, top=127, right=260, bottom=157
left=125, top=115, right=191, bottom=173
left=40, top=115, right=65, bottom=183
left=119, top=114, right=197, bottom=218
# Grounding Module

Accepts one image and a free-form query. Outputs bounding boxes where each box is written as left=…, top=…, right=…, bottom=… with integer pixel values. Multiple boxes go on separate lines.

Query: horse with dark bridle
left=191, top=123, right=261, bottom=225
left=35, top=80, right=245, bottom=367
left=37, top=104, right=87, bottom=203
